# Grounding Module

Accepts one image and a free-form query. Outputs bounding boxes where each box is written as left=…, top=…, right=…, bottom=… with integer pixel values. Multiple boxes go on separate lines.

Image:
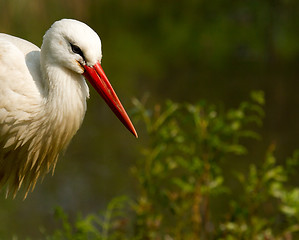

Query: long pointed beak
left=83, top=62, right=138, bottom=138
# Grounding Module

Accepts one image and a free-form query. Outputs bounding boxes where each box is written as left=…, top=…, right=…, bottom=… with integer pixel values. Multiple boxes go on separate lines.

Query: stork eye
left=70, top=43, right=84, bottom=58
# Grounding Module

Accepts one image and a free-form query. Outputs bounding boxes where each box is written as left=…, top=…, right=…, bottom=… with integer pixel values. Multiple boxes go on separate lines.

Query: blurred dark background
left=0, top=0, right=298, bottom=238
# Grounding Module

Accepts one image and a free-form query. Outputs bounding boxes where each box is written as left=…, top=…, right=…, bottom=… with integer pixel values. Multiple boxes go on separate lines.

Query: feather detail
left=0, top=56, right=88, bottom=198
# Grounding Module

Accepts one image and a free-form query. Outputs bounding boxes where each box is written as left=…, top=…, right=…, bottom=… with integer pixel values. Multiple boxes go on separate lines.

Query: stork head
left=41, top=19, right=137, bottom=138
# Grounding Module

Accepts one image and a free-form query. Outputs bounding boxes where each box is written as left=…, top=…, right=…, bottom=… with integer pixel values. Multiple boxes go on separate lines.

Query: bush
left=43, top=91, right=299, bottom=240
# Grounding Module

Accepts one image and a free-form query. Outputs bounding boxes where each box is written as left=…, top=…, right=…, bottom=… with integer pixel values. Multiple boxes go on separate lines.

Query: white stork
left=0, top=19, right=137, bottom=198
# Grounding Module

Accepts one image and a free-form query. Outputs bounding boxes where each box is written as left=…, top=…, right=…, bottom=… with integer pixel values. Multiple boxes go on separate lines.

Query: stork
left=0, top=19, right=138, bottom=198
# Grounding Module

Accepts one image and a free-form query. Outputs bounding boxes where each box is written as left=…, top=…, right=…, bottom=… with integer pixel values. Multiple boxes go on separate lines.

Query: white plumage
left=0, top=19, right=137, bottom=198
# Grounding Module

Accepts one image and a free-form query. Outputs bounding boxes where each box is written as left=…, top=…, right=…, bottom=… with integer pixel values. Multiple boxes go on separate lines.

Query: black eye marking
left=70, top=43, right=85, bottom=59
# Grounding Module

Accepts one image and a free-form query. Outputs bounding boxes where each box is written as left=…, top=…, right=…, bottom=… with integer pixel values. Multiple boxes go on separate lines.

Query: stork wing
left=0, top=34, right=43, bottom=144
left=0, top=34, right=44, bottom=196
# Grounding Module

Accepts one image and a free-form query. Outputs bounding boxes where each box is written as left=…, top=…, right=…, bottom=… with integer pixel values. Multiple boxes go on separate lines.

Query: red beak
left=83, top=62, right=138, bottom=138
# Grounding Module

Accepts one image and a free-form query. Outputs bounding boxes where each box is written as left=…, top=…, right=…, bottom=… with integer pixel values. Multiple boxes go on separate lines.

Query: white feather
left=0, top=19, right=102, bottom=197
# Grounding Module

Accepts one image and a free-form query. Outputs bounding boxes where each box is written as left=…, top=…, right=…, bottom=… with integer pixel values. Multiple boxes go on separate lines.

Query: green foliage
left=220, top=146, right=299, bottom=240
left=131, top=91, right=266, bottom=239
left=43, top=91, right=299, bottom=240
left=43, top=196, right=131, bottom=240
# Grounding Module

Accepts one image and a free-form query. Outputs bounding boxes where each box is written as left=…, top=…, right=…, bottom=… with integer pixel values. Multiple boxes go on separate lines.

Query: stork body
left=0, top=19, right=137, bottom=198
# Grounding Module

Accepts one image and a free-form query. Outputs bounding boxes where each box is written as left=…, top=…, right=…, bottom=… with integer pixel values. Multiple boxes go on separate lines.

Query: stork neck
left=40, top=62, right=89, bottom=120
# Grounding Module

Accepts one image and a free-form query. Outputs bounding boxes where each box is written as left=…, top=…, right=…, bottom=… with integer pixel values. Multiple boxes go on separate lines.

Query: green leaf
left=172, top=177, right=195, bottom=193
left=250, top=91, right=265, bottom=105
